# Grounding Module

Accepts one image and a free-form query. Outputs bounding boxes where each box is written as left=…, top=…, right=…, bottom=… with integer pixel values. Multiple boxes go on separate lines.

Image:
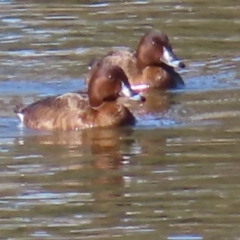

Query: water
left=0, top=0, right=240, bottom=239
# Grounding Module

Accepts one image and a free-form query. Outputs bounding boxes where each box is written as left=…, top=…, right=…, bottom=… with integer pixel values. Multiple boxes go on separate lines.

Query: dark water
left=1, top=0, right=240, bottom=239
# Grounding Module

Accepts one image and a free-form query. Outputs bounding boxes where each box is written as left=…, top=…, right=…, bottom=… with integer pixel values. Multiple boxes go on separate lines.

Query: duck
left=86, top=29, right=185, bottom=91
left=14, top=63, right=145, bottom=131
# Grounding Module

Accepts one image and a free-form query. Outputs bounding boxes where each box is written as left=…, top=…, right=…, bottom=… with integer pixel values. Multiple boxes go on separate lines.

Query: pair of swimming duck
left=15, top=29, right=185, bottom=131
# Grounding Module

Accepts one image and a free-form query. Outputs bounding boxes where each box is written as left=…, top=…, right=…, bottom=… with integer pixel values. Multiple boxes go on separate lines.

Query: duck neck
left=88, top=97, right=103, bottom=109
left=89, top=97, right=119, bottom=111
left=135, top=50, right=151, bottom=72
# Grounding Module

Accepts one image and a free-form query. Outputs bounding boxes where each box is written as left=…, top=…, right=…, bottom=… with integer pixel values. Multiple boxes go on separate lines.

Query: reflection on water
left=3, top=125, right=240, bottom=239
left=1, top=0, right=240, bottom=239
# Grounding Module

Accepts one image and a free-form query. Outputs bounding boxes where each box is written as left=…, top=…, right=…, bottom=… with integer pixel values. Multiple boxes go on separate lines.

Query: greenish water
left=0, top=0, right=240, bottom=239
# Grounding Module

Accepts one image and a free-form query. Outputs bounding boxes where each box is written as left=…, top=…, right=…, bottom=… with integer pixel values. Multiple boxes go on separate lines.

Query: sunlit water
left=0, top=0, right=240, bottom=239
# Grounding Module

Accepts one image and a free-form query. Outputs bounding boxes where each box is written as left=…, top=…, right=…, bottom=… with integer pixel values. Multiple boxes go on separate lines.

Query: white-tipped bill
left=161, top=47, right=185, bottom=68
left=120, top=82, right=144, bottom=101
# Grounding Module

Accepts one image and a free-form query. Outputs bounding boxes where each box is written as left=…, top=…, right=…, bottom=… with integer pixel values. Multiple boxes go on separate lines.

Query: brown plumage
left=86, top=29, right=185, bottom=90
left=14, top=64, right=145, bottom=131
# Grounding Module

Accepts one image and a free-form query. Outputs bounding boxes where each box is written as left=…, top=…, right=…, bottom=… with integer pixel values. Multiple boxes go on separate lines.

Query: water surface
left=0, top=0, right=240, bottom=239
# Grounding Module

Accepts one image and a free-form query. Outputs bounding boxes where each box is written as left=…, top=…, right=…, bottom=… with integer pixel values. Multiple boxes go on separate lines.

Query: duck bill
left=160, top=47, right=185, bottom=68
left=120, top=82, right=146, bottom=102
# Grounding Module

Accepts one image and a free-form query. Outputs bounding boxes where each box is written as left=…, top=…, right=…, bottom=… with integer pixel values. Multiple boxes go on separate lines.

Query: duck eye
left=108, top=74, right=113, bottom=80
left=152, top=41, right=155, bottom=45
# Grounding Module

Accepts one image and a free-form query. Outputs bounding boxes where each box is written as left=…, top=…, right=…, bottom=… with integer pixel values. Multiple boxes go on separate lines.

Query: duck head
left=88, top=63, right=146, bottom=108
left=136, top=29, right=185, bottom=69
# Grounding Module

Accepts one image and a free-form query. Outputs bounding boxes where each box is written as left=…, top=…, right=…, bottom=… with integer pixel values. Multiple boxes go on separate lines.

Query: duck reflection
left=13, top=127, right=139, bottom=184
left=14, top=127, right=140, bottom=228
